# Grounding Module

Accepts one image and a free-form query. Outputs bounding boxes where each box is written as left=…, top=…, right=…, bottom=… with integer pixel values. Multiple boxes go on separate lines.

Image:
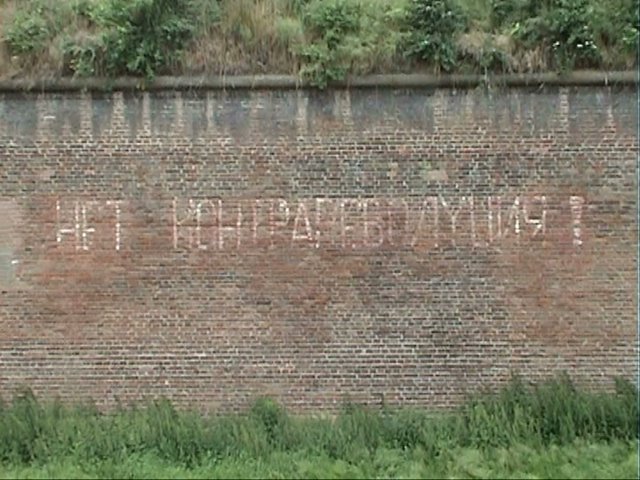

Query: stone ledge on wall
left=0, top=70, right=637, bottom=93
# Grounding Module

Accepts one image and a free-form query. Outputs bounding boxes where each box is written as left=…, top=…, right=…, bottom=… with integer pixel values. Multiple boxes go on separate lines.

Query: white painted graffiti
left=54, top=195, right=585, bottom=252
left=56, top=199, right=121, bottom=251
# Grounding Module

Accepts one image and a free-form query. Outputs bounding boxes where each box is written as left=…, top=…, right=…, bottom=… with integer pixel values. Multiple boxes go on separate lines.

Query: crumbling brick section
left=0, top=86, right=636, bottom=412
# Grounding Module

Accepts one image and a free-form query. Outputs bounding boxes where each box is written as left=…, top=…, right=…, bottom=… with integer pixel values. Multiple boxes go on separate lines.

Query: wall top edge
left=0, top=71, right=637, bottom=93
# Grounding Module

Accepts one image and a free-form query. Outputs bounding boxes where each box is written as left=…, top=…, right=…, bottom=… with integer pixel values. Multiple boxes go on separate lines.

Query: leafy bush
left=489, top=0, right=519, bottom=30
left=497, top=0, right=600, bottom=70
left=4, top=8, right=51, bottom=55
left=63, top=37, right=102, bottom=77
left=590, top=0, right=638, bottom=67
left=545, top=0, right=600, bottom=69
left=60, top=0, right=199, bottom=78
left=489, top=0, right=537, bottom=31
left=298, top=0, right=406, bottom=87
left=298, top=0, right=362, bottom=87
left=98, top=0, right=196, bottom=77
left=403, top=0, right=468, bottom=72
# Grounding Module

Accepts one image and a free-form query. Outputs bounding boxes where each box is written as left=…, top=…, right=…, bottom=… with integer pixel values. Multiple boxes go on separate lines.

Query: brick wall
left=0, top=86, right=637, bottom=412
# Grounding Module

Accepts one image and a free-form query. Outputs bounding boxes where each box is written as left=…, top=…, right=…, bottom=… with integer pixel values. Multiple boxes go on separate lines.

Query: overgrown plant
left=4, top=4, right=51, bottom=55
left=495, top=0, right=600, bottom=70
left=403, top=0, right=468, bottom=72
left=590, top=0, right=638, bottom=68
left=60, top=0, right=199, bottom=78
left=297, top=0, right=407, bottom=87
left=298, top=0, right=362, bottom=87
left=98, top=0, right=196, bottom=77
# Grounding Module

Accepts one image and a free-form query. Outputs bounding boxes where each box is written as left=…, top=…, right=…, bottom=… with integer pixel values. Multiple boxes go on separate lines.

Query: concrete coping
left=0, top=70, right=637, bottom=93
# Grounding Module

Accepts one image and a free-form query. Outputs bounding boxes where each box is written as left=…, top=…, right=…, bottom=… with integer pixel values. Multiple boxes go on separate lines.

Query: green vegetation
left=0, top=374, right=637, bottom=478
left=0, top=441, right=637, bottom=479
left=0, top=0, right=637, bottom=86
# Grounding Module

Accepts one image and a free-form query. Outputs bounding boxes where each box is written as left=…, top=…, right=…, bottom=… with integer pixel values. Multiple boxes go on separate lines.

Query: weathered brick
left=0, top=86, right=636, bottom=413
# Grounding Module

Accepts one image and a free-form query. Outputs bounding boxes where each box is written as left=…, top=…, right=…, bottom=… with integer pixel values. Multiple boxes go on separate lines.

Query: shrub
left=590, top=0, right=638, bottom=67
left=402, top=0, right=468, bottom=72
left=298, top=0, right=406, bottom=87
left=3, top=0, right=74, bottom=56
left=298, top=0, right=362, bottom=87
left=545, top=0, right=600, bottom=69
left=98, top=0, right=197, bottom=78
left=63, top=36, right=102, bottom=77
left=489, top=0, right=519, bottom=30
left=489, top=0, right=538, bottom=31
left=61, top=0, right=199, bottom=78
left=500, top=0, right=600, bottom=70
left=4, top=8, right=50, bottom=55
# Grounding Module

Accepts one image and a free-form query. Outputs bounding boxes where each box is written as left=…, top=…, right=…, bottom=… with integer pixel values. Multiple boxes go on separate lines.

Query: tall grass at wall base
left=0, top=374, right=636, bottom=469
left=0, top=441, right=637, bottom=479
left=0, top=441, right=635, bottom=479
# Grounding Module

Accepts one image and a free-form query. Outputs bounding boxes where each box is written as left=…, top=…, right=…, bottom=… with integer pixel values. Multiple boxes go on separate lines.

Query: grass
left=0, top=441, right=638, bottom=479
left=0, top=374, right=637, bottom=478
left=0, top=0, right=636, bottom=82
